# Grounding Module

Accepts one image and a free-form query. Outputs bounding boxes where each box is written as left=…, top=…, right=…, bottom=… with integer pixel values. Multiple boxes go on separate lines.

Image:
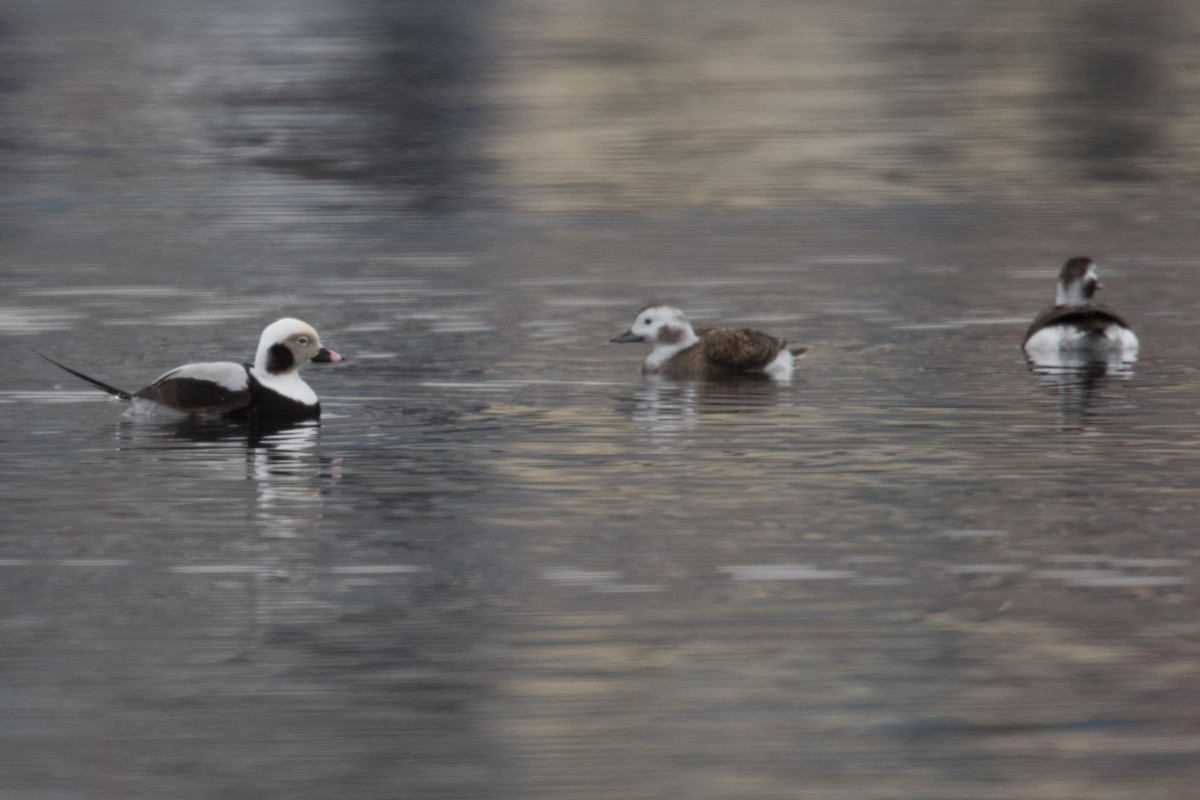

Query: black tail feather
left=32, top=350, right=133, bottom=400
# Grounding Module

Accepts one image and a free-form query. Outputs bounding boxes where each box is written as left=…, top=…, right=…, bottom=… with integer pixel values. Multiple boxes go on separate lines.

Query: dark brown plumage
left=654, top=327, right=802, bottom=379
left=135, top=374, right=254, bottom=415
left=1022, top=304, right=1131, bottom=346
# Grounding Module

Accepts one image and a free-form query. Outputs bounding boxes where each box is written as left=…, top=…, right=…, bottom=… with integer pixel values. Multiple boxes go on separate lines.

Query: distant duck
left=1023, top=257, right=1139, bottom=359
left=610, top=305, right=806, bottom=380
left=38, top=317, right=343, bottom=421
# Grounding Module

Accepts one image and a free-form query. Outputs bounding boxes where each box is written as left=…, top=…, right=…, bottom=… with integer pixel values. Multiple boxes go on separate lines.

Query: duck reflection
left=1026, top=353, right=1135, bottom=431
left=620, top=377, right=697, bottom=438
left=114, top=417, right=337, bottom=540
left=620, top=375, right=790, bottom=438
left=250, top=422, right=332, bottom=540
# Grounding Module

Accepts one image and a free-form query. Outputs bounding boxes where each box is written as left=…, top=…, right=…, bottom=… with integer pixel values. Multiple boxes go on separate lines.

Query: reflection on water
left=625, top=377, right=697, bottom=438
left=112, top=418, right=337, bottom=541
left=623, top=375, right=794, bottom=440
left=4, top=0, right=1200, bottom=218
left=489, top=0, right=1200, bottom=209
left=1052, top=0, right=1176, bottom=181
left=8, top=1, right=1200, bottom=798
left=0, top=306, right=86, bottom=334
left=249, top=423, right=329, bottom=539
left=1027, top=356, right=1136, bottom=432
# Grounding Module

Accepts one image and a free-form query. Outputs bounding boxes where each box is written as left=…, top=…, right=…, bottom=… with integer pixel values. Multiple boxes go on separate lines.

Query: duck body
left=39, top=317, right=342, bottom=422
left=1022, top=257, right=1138, bottom=360
left=1022, top=304, right=1139, bottom=354
left=612, top=305, right=805, bottom=380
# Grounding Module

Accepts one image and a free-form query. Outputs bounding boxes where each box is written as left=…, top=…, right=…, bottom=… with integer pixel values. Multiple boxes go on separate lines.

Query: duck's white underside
left=1024, top=325, right=1140, bottom=359
left=128, top=398, right=191, bottom=418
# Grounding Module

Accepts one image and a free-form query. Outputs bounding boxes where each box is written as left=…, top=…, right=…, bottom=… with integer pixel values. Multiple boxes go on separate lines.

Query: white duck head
left=253, top=317, right=343, bottom=376
left=610, top=305, right=700, bottom=366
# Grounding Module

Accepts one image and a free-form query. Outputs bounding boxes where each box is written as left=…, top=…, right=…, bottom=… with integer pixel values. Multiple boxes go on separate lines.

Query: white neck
left=1056, top=281, right=1087, bottom=306
left=645, top=326, right=699, bottom=369
left=253, top=348, right=277, bottom=374
left=251, top=366, right=318, bottom=405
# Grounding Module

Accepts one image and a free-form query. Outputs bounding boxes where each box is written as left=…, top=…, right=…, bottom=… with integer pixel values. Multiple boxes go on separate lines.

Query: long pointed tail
left=33, top=350, right=133, bottom=400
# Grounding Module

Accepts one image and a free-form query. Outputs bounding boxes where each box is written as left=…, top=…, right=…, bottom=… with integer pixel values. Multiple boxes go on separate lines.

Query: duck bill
left=312, top=347, right=344, bottom=363
left=610, top=331, right=644, bottom=344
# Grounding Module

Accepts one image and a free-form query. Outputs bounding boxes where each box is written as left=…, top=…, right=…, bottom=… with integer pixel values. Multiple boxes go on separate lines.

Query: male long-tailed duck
left=38, top=317, right=343, bottom=421
left=611, top=305, right=806, bottom=380
left=1022, top=257, right=1139, bottom=358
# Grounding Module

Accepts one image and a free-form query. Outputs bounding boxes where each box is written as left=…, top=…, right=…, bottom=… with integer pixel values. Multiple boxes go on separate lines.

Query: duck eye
left=643, top=318, right=652, bottom=325
left=297, top=336, right=310, bottom=345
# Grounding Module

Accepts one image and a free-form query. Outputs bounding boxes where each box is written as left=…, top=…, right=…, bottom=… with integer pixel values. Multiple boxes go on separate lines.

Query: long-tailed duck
left=38, top=317, right=343, bottom=421
left=1023, top=257, right=1139, bottom=358
left=611, top=305, right=806, bottom=380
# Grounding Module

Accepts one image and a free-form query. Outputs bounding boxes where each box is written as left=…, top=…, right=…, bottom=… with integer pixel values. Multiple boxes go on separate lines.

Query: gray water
left=6, top=1, right=1200, bottom=798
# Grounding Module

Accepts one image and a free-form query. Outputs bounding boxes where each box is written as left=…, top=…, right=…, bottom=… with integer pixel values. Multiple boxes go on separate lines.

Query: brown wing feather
left=1023, top=304, right=1131, bottom=344
left=135, top=377, right=253, bottom=415
left=700, top=327, right=786, bottom=372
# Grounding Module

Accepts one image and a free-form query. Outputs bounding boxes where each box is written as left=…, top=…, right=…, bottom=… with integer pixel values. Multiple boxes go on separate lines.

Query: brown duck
left=611, top=305, right=806, bottom=380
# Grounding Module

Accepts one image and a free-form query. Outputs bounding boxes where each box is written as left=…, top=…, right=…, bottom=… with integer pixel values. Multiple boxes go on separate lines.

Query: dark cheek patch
left=658, top=324, right=683, bottom=344
left=266, top=343, right=295, bottom=373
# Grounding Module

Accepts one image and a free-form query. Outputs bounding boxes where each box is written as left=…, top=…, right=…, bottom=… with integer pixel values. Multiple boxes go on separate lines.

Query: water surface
left=5, top=2, right=1200, bottom=798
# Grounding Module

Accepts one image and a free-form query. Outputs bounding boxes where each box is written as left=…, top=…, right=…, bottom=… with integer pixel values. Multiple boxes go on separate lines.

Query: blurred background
left=4, top=1, right=1200, bottom=798
left=6, top=0, right=1200, bottom=218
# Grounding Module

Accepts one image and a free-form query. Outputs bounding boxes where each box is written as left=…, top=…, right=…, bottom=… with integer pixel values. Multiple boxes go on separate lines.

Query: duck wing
left=1023, top=304, right=1131, bottom=344
left=699, top=327, right=787, bottom=372
left=135, top=362, right=253, bottom=414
